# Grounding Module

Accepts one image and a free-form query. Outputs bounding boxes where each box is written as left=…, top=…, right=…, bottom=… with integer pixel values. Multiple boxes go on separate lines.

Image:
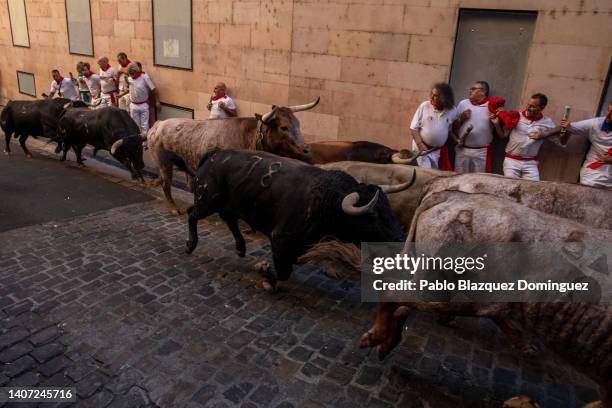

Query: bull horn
left=379, top=170, right=416, bottom=194
left=261, top=106, right=279, bottom=123
left=417, top=147, right=437, bottom=157
left=391, top=151, right=416, bottom=164
left=63, top=102, right=71, bottom=110
left=341, top=190, right=379, bottom=216
left=110, top=139, right=124, bottom=154
left=289, top=97, right=320, bottom=113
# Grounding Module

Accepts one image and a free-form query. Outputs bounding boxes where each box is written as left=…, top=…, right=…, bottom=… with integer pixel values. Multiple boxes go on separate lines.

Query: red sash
left=505, top=153, right=538, bottom=161
left=103, top=91, right=117, bottom=105
left=423, top=142, right=453, bottom=171
left=132, top=99, right=149, bottom=105
left=586, top=148, right=612, bottom=170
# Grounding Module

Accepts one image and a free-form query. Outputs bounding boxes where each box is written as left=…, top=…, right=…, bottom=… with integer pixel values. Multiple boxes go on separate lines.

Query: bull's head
left=110, top=134, right=146, bottom=179
left=256, top=97, right=320, bottom=163
left=339, top=170, right=416, bottom=241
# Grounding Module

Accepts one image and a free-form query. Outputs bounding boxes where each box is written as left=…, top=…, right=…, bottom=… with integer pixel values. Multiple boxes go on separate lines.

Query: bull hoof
left=261, top=280, right=276, bottom=293
left=54, top=146, right=62, bottom=154
left=503, top=396, right=541, bottom=408
left=4, top=150, right=9, bottom=155
left=26, top=154, right=33, bottom=159
left=236, top=244, right=246, bottom=258
left=59, top=157, right=66, bottom=162
left=359, top=329, right=387, bottom=349
left=170, top=208, right=183, bottom=216
left=77, top=162, right=86, bottom=167
left=185, top=239, right=198, bottom=254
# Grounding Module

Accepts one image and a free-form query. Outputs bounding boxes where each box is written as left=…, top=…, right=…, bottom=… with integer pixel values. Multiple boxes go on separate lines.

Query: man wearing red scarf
left=501, top=93, right=560, bottom=181
left=207, top=82, right=237, bottom=119
left=120, top=63, right=159, bottom=144
left=117, top=52, right=132, bottom=112
left=562, top=101, right=612, bottom=189
left=79, top=62, right=101, bottom=102
left=48, top=69, right=79, bottom=101
left=97, top=56, right=118, bottom=108
left=410, top=83, right=456, bottom=170
left=451, top=81, right=505, bottom=173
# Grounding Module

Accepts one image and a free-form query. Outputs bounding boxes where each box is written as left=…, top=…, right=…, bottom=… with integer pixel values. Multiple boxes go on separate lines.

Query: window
left=8, top=0, right=30, bottom=48
left=157, top=103, right=194, bottom=120
left=65, top=0, right=94, bottom=56
left=17, top=71, right=36, bottom=97
left=152, top=0, right=193, bottom=70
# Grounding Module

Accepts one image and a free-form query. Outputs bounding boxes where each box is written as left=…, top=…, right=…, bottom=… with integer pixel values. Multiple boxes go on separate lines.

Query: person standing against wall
left=409, top=83, right=456, bottom=170
left=98, top=57, right=118, bottom=108
left=120, top=63, right=160, bottom=147
left=117, top=52, right=132, bottom=112
left=452, top=81, right=505, bottom=173
left=207, top=82, right=237, bottom=119
left=47, top=69, right=79, bottom=101
left=80, top=62, right=101, bottom=103
left=561, top=101, right=612, bottom=189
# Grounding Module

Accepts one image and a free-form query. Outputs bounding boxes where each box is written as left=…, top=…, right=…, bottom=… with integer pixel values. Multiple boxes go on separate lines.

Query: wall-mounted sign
left=153, top=0, right=192, bottom=70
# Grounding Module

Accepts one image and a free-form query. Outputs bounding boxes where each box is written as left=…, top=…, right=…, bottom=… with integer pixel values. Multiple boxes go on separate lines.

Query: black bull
left=57, top=107, right=145, bottom=180
left=1, top=98, right=88, bottom=157
left=184, top=149, right=416, bottom=286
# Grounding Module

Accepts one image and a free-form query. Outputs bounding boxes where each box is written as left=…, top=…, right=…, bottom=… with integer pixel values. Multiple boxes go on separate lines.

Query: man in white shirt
left=98, top=57, right=118, bottom=108
left=207, top=82, right=237, bottom=119
left=121, top=63, right=160, bottom=140
left=117, top=52, right=132, bottom=112
left=48, top=69, right=79, bottom=101
left=80, top=62, right=101, bottom=101
left=501, top=93, right=560, bottom=181
left=410, top=83, right=456, bottom=170
left=562, top=101, right=612, bottom=189
left=452, top=81, right=505, bottom=173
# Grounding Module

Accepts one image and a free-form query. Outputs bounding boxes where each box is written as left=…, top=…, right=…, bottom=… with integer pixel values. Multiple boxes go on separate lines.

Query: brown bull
left=147, top=98, right=319, bottom=214
left=361, top=190, right=612, bottom=407
left=310, top=140, right=429, bottom=165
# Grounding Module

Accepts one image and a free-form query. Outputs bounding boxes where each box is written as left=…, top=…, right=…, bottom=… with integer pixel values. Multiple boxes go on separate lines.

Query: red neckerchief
left=131, top=71, right=142, bottom=80
left=430, top=101, right=444, bottom=111
left=55, top=76, right=64, bottom=85
left=522, top=110, right=543, bottom=122
left=470, top=97, right=489, bottom=106
left=487, top=97, right=505, bottom=113
left=84, top=71, right=93, bottom=78
left=119, top=59, right=132, bottom=68
left=211, top=94, right=225, bottom=101
left=102, top=64, right=111, bottom=71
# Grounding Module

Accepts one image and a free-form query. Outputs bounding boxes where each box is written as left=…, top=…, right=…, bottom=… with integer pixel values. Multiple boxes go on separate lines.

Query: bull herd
left=2, top=97, right=611, bottom=406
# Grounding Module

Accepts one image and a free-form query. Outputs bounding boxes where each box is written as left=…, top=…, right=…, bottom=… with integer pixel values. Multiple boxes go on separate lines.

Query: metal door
left=449, top=9, right=537, bottom=174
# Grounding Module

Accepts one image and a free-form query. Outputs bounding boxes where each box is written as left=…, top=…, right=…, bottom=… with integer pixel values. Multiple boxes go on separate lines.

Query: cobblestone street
left=0, top=143, right=602, bottom=408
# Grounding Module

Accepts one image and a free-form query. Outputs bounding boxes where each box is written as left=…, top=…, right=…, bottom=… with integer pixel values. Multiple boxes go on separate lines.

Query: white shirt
left=456, top=99, right=494, bottom=147
left=209, top=96, right=236, bottom=119
left=49, top=77, right=78, bottom=101
left=410, top=101, right=456, bottom=147
left=127, top=74, right=155, bottom=104
left=505, top=114, right=557, bottom=157
left=117, top=65, right=130, bottom=91
left=99, top=66, right=118, bottom=94
left=570, top=117, right=612, bottom=188
left=83, top=73, right=101, bottom=98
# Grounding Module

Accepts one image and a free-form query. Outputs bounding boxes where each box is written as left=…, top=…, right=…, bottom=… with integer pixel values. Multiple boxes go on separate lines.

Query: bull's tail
left=298, top=240, right=361, bottom=280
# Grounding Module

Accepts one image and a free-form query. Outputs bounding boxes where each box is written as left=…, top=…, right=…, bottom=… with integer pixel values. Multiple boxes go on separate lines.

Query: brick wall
left=0, top=0, right=611, bottom=169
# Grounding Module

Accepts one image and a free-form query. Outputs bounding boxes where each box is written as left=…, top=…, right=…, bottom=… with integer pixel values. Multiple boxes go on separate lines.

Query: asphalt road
left=0, top=141, right=153, bottom=232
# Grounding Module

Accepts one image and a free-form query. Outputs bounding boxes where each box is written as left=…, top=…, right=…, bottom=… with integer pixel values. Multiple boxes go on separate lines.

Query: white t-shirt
left=50, top=77, right=78, bottom=101
left=127, top=74, right=155, bottom=104
left=84, top=74, right=101, bottom=98
left=209, top=96, right=236, bottom=119
left=456, top=99, right=494, bottom=147
left=505, top=114, right=557, bottom=157
left=99, top=66, right=118, bottom=94
left=410, top=101, right=457, bottom=147
left=570, top=117, right=612, bottom=188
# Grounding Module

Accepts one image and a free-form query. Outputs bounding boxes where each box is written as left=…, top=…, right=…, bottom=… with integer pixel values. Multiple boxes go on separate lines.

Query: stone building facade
left=0, top=0, right=611, bottom=181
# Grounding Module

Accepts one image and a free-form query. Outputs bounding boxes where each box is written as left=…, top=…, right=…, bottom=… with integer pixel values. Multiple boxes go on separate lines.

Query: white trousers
left=119, top=94, right=130, bottom=112
left=580, top=166, right=612, bottom=189
left=99, top=93, right=116, bottom=109
left=455, top=146, right=488, bottom=173
left=413, top=141, right=440, bottom=169
left=130, top=102, right=149, bottom=137
left=503, top=157, right=539, bottom=181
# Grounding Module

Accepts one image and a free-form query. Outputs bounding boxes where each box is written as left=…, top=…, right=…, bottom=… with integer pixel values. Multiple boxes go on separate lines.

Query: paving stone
left=355, top=365, right=383, bottom=387
left=29, top=325, right=61, bottom=346
left=0, top=327, right=29, bottom=350
left=39, top=355, right=71, bottom=377
left=156, top=340, right=183, bottom=356
left=31, top=342, right=66, bottom=363
left=222, top=382, right=254, bottom=404
left=287, top=346, right=313, bottom=363
left=191, top=384, right=217, bottom=405
left=0, top=341, right=33, bottom=363
left=4, top=355, right=36, bottom=377
left=249, top=384, right=279, bottom=405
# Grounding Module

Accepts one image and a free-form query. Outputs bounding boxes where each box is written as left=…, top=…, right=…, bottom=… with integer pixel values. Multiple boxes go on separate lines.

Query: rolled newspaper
left=560, top=105, right=571, bottom=135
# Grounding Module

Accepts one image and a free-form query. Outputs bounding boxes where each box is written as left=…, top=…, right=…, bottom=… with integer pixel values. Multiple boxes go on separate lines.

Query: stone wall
left=0, top=0, right=611, bottom=180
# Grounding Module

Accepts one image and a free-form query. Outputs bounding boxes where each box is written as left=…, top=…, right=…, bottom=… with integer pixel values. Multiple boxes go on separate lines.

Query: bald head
left=213, top=82, right=227, bottom=98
